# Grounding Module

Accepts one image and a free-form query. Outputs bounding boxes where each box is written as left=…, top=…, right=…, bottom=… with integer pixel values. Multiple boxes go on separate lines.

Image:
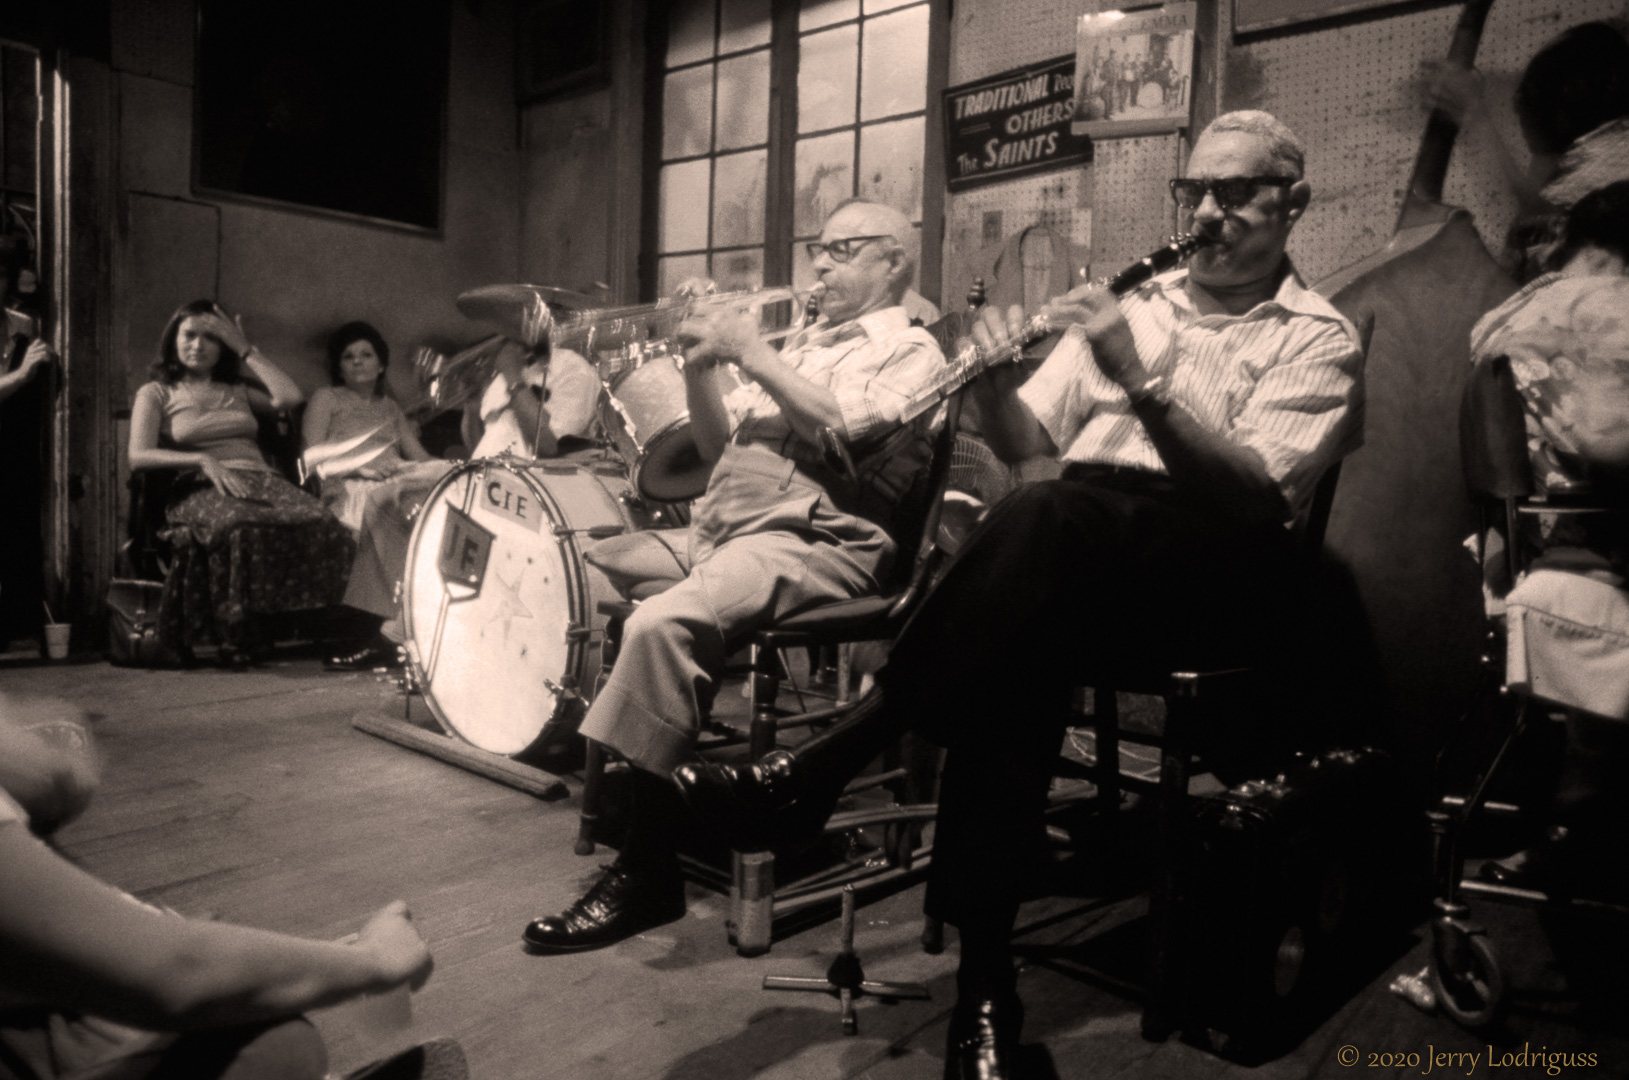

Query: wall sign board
left=943, top=55, right=1095, bottom=193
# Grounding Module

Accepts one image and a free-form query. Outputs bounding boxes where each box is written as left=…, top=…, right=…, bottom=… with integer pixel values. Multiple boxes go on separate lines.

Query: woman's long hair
left=325, top=320, right=391, bottom=397
left=148, top=299, right=245, bottom=386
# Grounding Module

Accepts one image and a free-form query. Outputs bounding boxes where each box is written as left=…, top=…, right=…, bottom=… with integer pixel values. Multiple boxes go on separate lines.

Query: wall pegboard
left=1090, top=133, right=1185, bottom=272
left=944, top=166, right=1090, bottom=304
left=941, top=0, right=1621, bottom=301
left=948, top=0, right=1085, bottom=86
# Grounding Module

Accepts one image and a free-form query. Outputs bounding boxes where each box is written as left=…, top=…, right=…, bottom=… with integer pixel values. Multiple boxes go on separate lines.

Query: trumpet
left=552, top=286, right=803, bottom=356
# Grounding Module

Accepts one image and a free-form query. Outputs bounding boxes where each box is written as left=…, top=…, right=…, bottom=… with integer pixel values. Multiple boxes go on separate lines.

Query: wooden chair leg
left=575, top=738, right=606, bottom=856
left=732, top=641, right=783, bottom=955
left=1093, top=687, right=1121, bottom=820
left=1142, top=680, right=1197, bottom=1041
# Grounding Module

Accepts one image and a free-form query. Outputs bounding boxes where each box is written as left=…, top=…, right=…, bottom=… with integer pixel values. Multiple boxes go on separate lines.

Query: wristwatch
left=1126, top=373, right=1171, bottom=411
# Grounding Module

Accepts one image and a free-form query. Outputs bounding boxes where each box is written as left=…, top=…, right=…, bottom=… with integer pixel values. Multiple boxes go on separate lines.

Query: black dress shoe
left=673, top=750, right=798, bottom=851
left=944, top=991, right=1023, bottom=1080
left=522, top=861, right=685, bottom=953
left=324, top=641, right=402, bottom=672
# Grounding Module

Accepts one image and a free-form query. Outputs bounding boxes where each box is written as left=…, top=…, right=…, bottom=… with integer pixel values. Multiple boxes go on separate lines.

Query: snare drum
left=600, top=345, right=713, bottom=503
left=403, top=455, right=639, bottom=756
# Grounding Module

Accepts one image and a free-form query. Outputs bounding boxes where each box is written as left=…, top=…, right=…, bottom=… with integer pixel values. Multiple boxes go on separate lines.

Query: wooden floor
left=6, top=653, right=1626, bottom=1080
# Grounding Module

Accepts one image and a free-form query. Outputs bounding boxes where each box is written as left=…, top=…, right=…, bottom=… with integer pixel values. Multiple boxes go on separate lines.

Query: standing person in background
left=1421, top=19, right=1629, bottom=282
left=0, top=239, right=51, bottom=655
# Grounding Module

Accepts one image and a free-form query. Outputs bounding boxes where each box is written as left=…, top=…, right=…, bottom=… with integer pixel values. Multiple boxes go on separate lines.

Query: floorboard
left=4, top=656, right=1624, bottom=1079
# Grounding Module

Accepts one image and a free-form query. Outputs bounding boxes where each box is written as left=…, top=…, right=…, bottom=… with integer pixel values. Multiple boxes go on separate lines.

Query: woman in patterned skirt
left=128, top=300, right=353, bottom=668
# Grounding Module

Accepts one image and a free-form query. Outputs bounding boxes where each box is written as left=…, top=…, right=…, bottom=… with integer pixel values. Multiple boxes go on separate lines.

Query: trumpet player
left=521, top=199, right=947, bottom=954
left=675, top=112, right=1372, bottom=1079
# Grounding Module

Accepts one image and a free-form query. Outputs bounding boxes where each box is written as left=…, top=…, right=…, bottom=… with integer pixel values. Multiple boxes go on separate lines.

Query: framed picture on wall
left=193, top=0, right=450, bottom=232
left=1071, top=2, right=1196, bottom=138
left=1233, top=0, right=1422, bottom=36
left=515, top=0, right=611, bottom=103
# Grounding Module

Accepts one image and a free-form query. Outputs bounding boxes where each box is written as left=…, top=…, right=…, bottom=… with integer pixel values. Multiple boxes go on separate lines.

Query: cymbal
left=455, top=284, right=597, bottom=345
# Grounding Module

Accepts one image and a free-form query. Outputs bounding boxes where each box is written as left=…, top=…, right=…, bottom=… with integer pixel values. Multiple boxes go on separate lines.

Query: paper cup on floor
left=44, top=623, right=70, bottom=660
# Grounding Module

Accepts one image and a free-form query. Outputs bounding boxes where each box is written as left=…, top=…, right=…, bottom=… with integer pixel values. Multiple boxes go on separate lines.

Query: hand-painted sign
left=943, top=55, right=1093, bottom=193
left=438, top=504, right=495, bottom=591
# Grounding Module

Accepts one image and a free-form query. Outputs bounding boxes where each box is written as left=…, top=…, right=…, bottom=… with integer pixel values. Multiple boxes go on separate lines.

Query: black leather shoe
left=522, top=861, right=685, bottom=954
left=324, top=641, right=402, bottom=672
left=944, top=991, right=1022, bottom=1080
left=673, top=750, right=798, bottom=851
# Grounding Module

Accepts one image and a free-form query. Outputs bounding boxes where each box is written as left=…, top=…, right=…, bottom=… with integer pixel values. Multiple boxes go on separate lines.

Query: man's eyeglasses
left=1168, top=176, right=1295, bottom=211
left=804, top=235, right=892, bottom=263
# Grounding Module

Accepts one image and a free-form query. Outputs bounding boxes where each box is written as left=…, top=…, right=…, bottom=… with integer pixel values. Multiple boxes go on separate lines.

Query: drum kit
left=400, top=282, right=807, bottom=757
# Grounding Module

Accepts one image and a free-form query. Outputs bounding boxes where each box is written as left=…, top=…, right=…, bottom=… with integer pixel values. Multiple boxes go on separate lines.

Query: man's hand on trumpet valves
left=676, top=307, right=774, bottom=377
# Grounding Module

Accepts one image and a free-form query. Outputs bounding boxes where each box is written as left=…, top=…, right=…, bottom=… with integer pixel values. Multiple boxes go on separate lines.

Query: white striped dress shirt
left=1018, top=264, right=1363, bottom=517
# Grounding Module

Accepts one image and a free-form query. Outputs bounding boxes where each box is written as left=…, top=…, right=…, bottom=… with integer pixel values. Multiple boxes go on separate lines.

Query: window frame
left=639, top=0, right=949, bottom=307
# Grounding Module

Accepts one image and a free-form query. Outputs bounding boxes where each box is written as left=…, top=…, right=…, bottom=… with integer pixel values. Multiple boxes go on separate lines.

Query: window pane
left=662, top=66, right=714, bottom=160
left=801, top=0, right=859, bottom=31
left=659, top=159, right=712, bottom=252
left=659, top=253, right=710, bottom=298
left=798, top=25, right=857, bottom=133
left=667, top=0, right=716, bottom=67
left=790, top=241, right=818, bottom=295
left=860, top=5, right=928, bottom=120
left=862, top=0, right=918, bottom=13
left=711, top=247, right=765, bottom=293
left=794, top=131, right=854, bottom=236
left=719, top=0, right=772, bottom=53
left=715, top=50, right=770, bottom=151
left=712, top=149, right=767, bottom=247
left=858, top=115, right=924, bottom=220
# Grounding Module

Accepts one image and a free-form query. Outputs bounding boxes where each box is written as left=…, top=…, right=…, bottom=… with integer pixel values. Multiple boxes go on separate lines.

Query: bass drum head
left=403, top=458, right=633, bottom=755
left=634, top=419, right=711, bottom=503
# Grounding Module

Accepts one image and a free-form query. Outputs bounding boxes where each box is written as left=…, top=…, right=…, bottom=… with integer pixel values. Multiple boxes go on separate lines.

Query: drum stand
left=762, top=886, right=930, bottom=1035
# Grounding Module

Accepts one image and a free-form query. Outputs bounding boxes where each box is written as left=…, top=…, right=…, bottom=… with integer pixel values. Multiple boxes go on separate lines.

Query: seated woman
left=0, top=691, right=458, bottom=1080
left=1468, top=180, right=1629, bottom=891
left=301, top=321, right=443, bottom=533
left=128, top=300, right=354, bottom=669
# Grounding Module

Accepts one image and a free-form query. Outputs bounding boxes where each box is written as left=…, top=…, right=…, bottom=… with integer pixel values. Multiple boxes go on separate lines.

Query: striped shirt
left=1018, top=264, right=1363, bottom=517
left=726, top=305, right=946, bottom=464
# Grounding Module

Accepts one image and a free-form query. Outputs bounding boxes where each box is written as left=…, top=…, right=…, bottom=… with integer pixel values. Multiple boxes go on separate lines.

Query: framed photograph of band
left=1071, top=2, right=1197, bottom=138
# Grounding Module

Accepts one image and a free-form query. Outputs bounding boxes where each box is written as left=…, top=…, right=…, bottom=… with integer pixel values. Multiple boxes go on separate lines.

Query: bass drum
left=403, top=454, right=640, bottom=756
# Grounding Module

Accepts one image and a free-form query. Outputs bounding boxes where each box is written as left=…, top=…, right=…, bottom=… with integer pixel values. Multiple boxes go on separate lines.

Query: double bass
left=1313, top=0, right=1515, bottom=770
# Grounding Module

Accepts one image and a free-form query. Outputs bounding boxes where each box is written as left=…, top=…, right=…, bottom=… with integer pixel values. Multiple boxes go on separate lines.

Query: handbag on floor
left=104, top=578, right=178, bottom=667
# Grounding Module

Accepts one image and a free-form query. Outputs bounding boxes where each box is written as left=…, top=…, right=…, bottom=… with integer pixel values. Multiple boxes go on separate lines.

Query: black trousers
left=879, top=471, right=1361, bottom=931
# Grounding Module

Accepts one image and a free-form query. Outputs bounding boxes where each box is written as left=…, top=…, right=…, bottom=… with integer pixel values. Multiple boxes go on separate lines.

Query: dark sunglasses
left=804, top=235, right=892, bottom=263
left=1168, top=175, right=1295, bottom=211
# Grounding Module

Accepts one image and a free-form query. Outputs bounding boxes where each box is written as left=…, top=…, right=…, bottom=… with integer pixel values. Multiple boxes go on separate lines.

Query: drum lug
left=586, top=524, right=628, bottom=539
left=565, top=625, right=592, bottom=643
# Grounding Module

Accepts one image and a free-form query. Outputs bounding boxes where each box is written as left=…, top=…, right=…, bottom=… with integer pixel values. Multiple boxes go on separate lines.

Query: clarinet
left=821, top=233, right=1212, bottom=481
left=893, top=233, right=1214, bottom=427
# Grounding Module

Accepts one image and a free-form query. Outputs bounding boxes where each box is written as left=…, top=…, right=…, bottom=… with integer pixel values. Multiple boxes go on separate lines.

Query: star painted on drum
left=484, top=564, right=533, bottom=642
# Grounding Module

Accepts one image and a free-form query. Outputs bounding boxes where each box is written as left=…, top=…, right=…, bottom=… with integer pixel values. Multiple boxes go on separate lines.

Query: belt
left=1061, top=462, right=1172, bottom=487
